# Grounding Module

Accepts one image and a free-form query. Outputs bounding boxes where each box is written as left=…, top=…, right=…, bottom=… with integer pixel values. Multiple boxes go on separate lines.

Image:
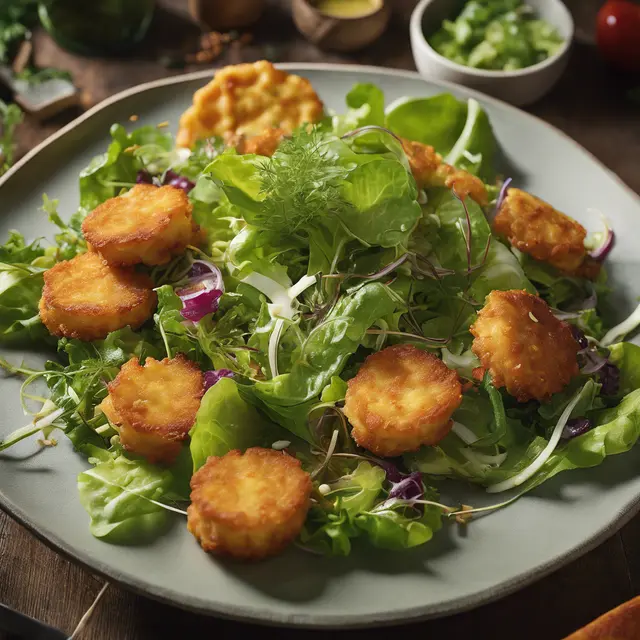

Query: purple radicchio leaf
left=561, top=417, right=592, bottom=440
left=203, top=369, right=234, bottom=391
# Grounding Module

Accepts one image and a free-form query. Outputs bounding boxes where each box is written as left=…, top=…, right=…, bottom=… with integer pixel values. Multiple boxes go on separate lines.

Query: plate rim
left=1, top=63, right=640, bottom=629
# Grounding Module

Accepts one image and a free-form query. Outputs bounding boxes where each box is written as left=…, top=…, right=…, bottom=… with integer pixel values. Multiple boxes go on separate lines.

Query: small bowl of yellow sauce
left=292, top=0, right=390, bottom=52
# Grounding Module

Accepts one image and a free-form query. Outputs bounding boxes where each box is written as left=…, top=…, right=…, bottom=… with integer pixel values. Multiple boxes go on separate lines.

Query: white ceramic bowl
left=410, top=0, right=575, bottom=106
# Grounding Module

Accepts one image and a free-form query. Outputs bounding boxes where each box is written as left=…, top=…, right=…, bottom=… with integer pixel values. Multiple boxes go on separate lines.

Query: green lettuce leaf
left=470, top=241, right=536, bottom=301
left=78, top=455, right=175, bottom=544
left=79, top=124, right=171, bottom=213
left=332, top=83, right=385, bottom=135
left=609, top=342, right=640, bottom=397
left=338, top=158, right=422, bottom=247
left=521, top=388, right=640, bottom=491
left=301, top=462, right=443, bottom=554
left=386, top=94, right=468, bottom=152
left=354, top=502, right=443, bottom=551
left=386, top=94, right=496, bottom=179
left=190, top=377, right=295, bottom=471
left=0, top=263, right=49, bottom=345
left=253, top=282, right=398, bottom=407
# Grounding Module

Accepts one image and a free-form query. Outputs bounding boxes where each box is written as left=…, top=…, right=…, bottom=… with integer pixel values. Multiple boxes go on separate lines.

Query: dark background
left=2, top=1, right=640, bottom=638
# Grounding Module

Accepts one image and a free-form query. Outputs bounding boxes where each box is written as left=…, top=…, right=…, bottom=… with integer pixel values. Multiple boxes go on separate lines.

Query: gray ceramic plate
left=1, top=65, right=640, bottom=629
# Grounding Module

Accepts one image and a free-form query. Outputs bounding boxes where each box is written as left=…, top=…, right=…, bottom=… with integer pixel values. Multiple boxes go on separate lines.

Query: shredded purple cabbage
left=163, top=169, right=195, bottom=194
left=561, top=417, right=592, bottom=440
left=388, top=471, right=424, bottom=501
left=203, top=369, right=234, bottom=391
left=178, top=288, right=222, bottom=322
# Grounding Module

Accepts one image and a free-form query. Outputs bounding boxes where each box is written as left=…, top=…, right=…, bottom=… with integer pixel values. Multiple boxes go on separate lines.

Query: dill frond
left=255, top=128, right=350, bottom=233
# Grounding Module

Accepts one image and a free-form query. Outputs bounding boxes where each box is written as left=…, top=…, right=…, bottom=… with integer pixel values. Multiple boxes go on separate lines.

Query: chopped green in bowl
left=428, top=0, right=565, bottom=72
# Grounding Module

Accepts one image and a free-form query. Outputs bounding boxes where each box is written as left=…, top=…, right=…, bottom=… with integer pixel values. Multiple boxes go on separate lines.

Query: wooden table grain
left=2, top=1, right=639, bottom=638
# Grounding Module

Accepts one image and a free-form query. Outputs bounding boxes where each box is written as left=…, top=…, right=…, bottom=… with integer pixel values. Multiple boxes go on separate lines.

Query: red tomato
left=597, top=0, right=640, bottom=72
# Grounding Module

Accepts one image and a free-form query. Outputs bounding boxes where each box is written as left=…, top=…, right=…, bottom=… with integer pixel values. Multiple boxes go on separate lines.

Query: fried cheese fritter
left=82, top=184, right=194, bottom=266
left=401, top=138, right=488, bottom=206
left=493, top=188, right=590, bottom=275
left=470, top=289, right=580, bottom=402
left=100, top=355, right=204, bottom=464
left=187, top=447, right=312, bottom=560
left=343, top=344, right=462, bottom=457
left=176, top=61, right=324, bottom=148
left=226, top=127, right=288, bottom=157
left=39, top=251, right=156, bottom=341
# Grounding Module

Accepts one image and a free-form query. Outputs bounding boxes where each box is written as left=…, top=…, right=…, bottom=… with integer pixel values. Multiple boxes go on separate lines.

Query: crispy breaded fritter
left=493, top=188, right=588, bottom=275
left=401, top=138, right=488, bottom=206
left=39, top=251, right=156, bottom=341
left=100, top=355, right=204, bottom=464
left=227, top=127, right=288, bottom=157
left=82, top=184, right=193, bottom=266
left=187, top=447, right=312, bottom=560
left=343, top=345, right=462, bottom=457
left=176, top=61, right=324, bottom=148
left=470, top=289, right=580, bottom=402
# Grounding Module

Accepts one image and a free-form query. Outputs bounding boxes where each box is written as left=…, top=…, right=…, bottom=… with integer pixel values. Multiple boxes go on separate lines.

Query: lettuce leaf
left=78, top=455, right=175, bottom=544
left=609, top=342, right=640, bottom=397
left=79, top=124, right=171, bottom=213
left=253, top=282, right=398, bottom=407
left=301, top=462, right=443, bottom=554
left=522, top=388, right=640, bottom=490
left=190, top=377, right=294, bottom=471
left=338, top=158, right=422, bottom=247
left=386, top=94, right=496, bottom=179
left=332, top=83, right=385, bottom=135
left=0, top=263, right=48, bottom=345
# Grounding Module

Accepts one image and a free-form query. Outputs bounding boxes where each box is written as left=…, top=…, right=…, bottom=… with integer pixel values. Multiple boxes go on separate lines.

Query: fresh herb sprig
left=256, top=129, right=351, bottom=233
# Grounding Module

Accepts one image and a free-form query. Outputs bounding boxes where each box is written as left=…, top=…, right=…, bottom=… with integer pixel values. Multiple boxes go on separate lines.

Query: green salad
left=428, top=0, right=565, bottom=71
left=1, top=81, right=639, bottom=558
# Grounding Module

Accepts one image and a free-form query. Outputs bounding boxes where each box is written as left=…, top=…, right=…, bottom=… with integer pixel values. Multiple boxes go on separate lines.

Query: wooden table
left=2, top=1, right=640, bottom=638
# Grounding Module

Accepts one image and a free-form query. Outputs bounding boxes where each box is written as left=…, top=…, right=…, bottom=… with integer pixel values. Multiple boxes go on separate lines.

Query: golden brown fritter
left=226, top=127, right=288, bottom=157
left=401, top=138, right=488, bottom=206
left=82, top=184, right=194, bottom=266
left=176, top=61, right=324, bottom=148
left=493, top=188, right=589, bottom=275
left=187, top=447, right=312, bottom=560
left=100, top=355, right=204, bottom=464
left=343, top=344, right=462, bottom=457
left=39, top=251, right=156, bottom=341
left=470, top=289, right=580, bottom=402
